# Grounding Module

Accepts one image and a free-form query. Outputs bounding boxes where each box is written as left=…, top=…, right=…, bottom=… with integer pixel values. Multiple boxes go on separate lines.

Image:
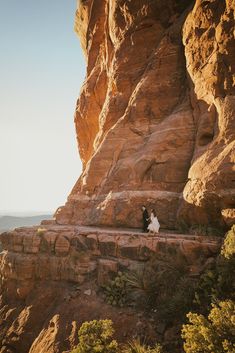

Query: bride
left=148, top=209, right=160, bottom=234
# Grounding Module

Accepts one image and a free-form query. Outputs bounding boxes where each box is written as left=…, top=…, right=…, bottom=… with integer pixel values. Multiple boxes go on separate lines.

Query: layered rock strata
left=0, top=226, right=221, bottom=352
left=0, top=226, right=221, bottom=289
left=56, top=0, right=235, bottom=229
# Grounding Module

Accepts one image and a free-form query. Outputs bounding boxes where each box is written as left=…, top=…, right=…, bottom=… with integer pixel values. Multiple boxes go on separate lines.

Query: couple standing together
left=142, top=206, right=160, bottom=234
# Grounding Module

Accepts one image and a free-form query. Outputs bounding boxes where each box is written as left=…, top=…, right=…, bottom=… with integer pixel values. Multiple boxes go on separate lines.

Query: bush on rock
left=71, top=319, right=118, bottom=353
left=221, top=225, right=235, bottom=260
left=182, top=300, right=235, bottom=353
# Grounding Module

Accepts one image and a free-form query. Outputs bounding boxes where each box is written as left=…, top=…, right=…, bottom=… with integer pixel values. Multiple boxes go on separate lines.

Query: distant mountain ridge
left=0, top=214, right=53, bottom=232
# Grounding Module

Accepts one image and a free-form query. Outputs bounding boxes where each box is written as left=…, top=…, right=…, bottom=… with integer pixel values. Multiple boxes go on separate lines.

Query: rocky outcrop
left=0, top=225, right=221, bottom=287
left=0, top=226, right=221, bottom=352
left=55, top=0, right=235, bottom=229
left=178, top=0, right=235, bottom=227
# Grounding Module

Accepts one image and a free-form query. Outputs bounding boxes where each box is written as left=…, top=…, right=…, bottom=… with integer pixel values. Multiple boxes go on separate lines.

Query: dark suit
left=142, top=209, right=149, bottom=232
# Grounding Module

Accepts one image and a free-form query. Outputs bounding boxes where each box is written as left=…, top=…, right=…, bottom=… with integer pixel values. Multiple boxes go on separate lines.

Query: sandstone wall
left=0, top=226, right=221, bottom=352
left=56, top=0, right=235, bottom=229
left=0, top=225, right=221, bottom=291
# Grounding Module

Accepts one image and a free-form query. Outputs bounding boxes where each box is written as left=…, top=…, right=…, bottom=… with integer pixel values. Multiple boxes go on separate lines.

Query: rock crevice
left=56, top=0, right=234, bottom=229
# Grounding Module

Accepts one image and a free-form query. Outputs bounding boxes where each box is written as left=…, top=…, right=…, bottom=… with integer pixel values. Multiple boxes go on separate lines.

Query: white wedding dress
left=148, top=212, right=160, bottom=233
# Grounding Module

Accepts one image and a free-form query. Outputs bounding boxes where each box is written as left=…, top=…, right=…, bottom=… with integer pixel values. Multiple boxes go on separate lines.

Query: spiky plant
left=121, top=339, right=163, bottom=353
left=125, top=253, right=189, bottom=311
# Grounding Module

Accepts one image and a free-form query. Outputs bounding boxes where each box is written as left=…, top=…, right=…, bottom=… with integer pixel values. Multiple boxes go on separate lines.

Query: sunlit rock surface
left=56, top=0, right=235, bottom=229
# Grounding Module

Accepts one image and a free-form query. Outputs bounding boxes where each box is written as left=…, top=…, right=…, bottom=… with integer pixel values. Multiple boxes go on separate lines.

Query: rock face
left=0, top=226, right=221, bottom=352
left=0, top=226, right=221, bottom=285
left=55, top=0, right=235, bottom=229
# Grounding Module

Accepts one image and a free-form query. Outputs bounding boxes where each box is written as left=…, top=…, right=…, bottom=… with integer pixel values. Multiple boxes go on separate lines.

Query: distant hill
left=0, top=214, right=53, bottom=232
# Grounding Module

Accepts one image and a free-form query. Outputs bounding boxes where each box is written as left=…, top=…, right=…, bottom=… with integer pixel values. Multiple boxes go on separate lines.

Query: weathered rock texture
left=0, top=1, right=234, bottom=352
left=0, top=226, right=221, bottom=352
left=56, top=0, right=235, bottom=229
left=0, top=226, right=221, bottom=285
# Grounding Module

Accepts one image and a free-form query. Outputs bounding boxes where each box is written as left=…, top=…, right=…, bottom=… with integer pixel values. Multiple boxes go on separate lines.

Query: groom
left=141, top=206, right=149, bottom=232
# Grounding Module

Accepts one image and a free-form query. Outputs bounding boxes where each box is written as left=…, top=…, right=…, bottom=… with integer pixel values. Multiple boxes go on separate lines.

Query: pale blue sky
left=0, top=1, right=85, bottom=213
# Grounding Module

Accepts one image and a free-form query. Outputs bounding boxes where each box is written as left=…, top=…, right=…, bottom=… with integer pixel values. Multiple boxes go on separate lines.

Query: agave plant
left=121, top=339, right=163, bottom=353
left=125, top=253, right=189, bottom=310
left=103, top=271, right=129, bottom=307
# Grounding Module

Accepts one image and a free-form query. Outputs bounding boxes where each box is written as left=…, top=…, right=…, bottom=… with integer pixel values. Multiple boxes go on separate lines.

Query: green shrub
left=193, top=267, right=218, bottom=309
left=125, top=254, right=194, bottom=322
left=36, top=227, right=46, bottom=236
left=194, top=259, right=235, bottom=310
left=103, top=271, right=129, bottom=307
left=194, top=226, right=235, bottom=311
left=122, top=339, right=163, bottom=353
left=157, top=276, right=196, bottom=322
left=71, top=319, right=118, bottom=353
left=126, top=254, right=188, bottom=302
left=125, top=266, right=156, bottom=307
left=221, top=225, right=235, bottom=259
left=182, top=300, right=235, bottom=353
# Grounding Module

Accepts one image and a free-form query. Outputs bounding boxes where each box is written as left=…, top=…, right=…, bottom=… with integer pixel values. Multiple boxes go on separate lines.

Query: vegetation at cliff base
left=122, top=339, right=163, bottom=353
left=193, top=225, right=235, bottom=310
left=182, top=300, right=235, bottom=353
left=71, top=320, right=118, bottom=353
left=70, top=320, right=164, bottom=353
left=103, top=271, right=128, bottom=307
left=182, top=225, right=235, bottom=352
left=221, top=225, right=235, bottom=259
left=71, top=226, right=235, bottom=353
left=124, top=253, right=195, bottom=323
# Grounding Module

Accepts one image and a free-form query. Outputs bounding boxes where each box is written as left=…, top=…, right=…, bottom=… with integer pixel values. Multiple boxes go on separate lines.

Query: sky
left=0, top=0, right=86, bottom=214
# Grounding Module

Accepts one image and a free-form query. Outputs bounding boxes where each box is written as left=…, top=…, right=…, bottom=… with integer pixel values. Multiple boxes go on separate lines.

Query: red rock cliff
left=55, top=0, right=235, bottom=229
left=0, top=225, right=221, bottom=352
